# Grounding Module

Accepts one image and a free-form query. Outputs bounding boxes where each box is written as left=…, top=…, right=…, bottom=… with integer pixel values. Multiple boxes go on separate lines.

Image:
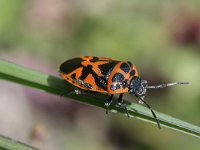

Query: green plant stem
left=0, top=134, right=38, bottom=150
left=0, top=59, right=200, bottom=140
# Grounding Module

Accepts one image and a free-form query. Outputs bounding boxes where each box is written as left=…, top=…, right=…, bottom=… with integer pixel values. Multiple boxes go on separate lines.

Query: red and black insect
left=59, top=56, right=189, bottom=128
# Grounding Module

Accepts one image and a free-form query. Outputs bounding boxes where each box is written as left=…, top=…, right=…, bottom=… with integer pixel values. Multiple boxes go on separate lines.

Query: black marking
left=90, top=57, right=100, bottom=62
left=122, top=80, right=129, bottom=88
left=92, top=74, right=107, bottom=90
left=120, top=63, right=130, bottom=73
left=110, top=83, right=121, bottom=91
left=70, top=73, right=76, bottom=79
left=79, top=64, right=107, bottom=90
left=80, top=63, right=107, bottom=90
left=98, top=61, right=119, bottom=79
left=59, top=58, right=83, bottom=74
left=112, top=73, right=124, bottom=82
left=79, top=65, right=92, bottom=80
left=129, top=70, right=135, bottom=76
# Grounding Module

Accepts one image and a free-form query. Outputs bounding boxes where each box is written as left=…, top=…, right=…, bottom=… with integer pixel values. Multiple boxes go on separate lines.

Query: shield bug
left=59, top=56, right=189, bottom=128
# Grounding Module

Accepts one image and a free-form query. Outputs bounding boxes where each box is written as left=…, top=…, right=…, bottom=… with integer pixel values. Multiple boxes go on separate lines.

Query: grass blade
left=0, top=59, right=200, bottom=139
left=0, top=134, right=38, bottom=150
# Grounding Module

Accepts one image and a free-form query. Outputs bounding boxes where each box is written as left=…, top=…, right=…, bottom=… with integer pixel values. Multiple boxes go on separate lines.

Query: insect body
left=59, top=56, right=189, bottom=128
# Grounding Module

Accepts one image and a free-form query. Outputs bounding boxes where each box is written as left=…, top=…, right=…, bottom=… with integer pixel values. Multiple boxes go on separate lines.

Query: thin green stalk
left=0, top=59, right=200, bottom=141
left=0, top=134, right=38, bottom=150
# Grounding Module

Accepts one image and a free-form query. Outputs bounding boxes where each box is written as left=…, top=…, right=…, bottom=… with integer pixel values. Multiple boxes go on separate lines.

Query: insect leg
left=118, top=94, right=130, bottom=118
left=74, top=89, right=83, bottom=95
left=139, top=97, right=161, bottom=129
left=59, top=88, right=76, bottom=98
left=105, top=94, right=113, bottom=114
left=117, top=93, right=123, bottom=105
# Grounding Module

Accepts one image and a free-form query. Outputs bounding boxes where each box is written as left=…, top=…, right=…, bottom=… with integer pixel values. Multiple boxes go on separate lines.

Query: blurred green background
left=0, top=0, right=200, bottom=149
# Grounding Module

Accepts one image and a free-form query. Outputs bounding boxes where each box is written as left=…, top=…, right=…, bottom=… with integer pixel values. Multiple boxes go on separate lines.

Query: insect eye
left=136, top=87, right=143, bottom=95
left=141, top=80, right=148, bottom=87
left=140, top=88, right=144, bottom=93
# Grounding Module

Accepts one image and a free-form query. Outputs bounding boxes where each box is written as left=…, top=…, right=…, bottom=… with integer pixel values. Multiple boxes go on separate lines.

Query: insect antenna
left=146, top=82, right=189, bottom=89
left=139, top=97, right=161, bottom=129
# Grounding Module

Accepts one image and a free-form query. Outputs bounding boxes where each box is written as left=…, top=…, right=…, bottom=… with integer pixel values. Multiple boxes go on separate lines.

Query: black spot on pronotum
left=129, top=70, right=135, bottom=76
left=112, top=73, right=124, bottom=82
left=120, top=63, right=130, bottom=73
